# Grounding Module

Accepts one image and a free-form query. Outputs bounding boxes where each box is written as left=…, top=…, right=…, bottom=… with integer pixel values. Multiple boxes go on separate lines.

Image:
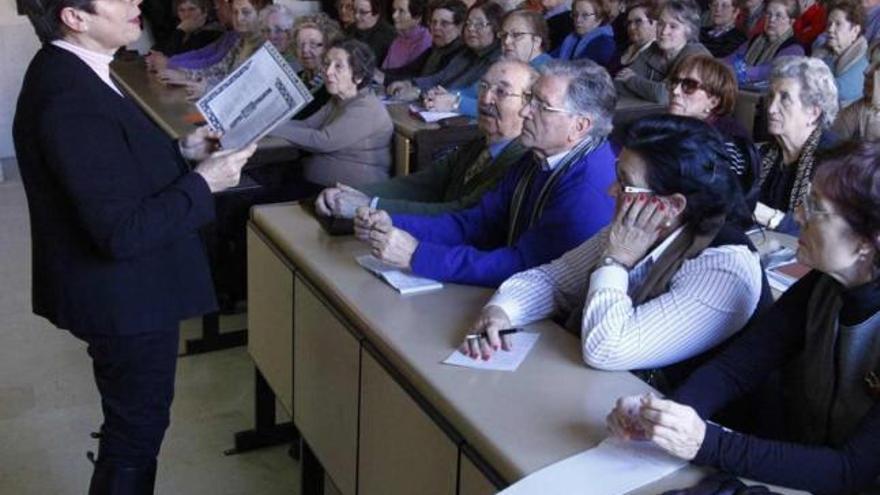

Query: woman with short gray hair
left=615, top=0, right=710, bottom=103
left=753, top=56, right=839, bottom=234
left=259, top=4, right=298, bottom=65
left=291, top=13, right=343, bottom=119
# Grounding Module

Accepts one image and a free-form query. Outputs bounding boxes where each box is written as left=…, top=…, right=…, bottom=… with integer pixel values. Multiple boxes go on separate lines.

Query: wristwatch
left=599, top=255, right=630, bottom=271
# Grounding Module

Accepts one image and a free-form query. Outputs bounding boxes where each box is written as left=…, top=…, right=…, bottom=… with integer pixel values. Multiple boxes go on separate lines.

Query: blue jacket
left=392, top=140, right=617, bottom=287
left=13, top=45, right=217, bottom=336
left=554, top=25, right=617, bottom=68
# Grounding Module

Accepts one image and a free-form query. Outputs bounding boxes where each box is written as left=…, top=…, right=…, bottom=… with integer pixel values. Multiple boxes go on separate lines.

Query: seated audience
left=615, top=0, right=710, bottom=103
left=555, top=0, right=617, bottom=68
left=152, top=0, right=222, bottom=56
left=352, top=0, right=397, bottom=63
left=726, top=0, right=805, bottom=86
left=259, top=4, right=298, bottom=66
left=813, top=0, right=869, bottom=105
left=609, top=141, right=880, bottom=495
left=157, top=0, right=269, bottom=98
left=616, top=0, right=657, bottom=72
left=382, top=0, right=468, bottom=83
left=337, top=0, right=356, bottom=30
left=793, top=0, right=827, bottom=46
left=144, top=0, right=237, bottom=72
left=423, top=9, right=550, bottom=115
left=701, top=0, right=748, bottom=57
left=271, top=39, right=394, bottom=188
left=355, top=59, right=618, bottom=287
left=382, top=0, right=433, bottom=71
left=388, top=1, right=503, bottom=100
left=462, top=115, right=766, bottom=393
left=603, top=0, right=629, bottom=49
left=667, top=55, right=759, bottom=198
left=292, top=14, right=344, bottom=120
left=833, top=60, right=880, bottom=139
left=543, top=0, right=574, bottom=50
left=316, top=60, right=535, bottom=217
left=736, top=0, right=766, bottom=38
left=753, top=56, right=839, bottom=234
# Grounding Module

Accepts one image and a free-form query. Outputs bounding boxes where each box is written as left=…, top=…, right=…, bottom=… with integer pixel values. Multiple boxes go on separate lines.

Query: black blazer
left=13, top=45, right=217, bottom=336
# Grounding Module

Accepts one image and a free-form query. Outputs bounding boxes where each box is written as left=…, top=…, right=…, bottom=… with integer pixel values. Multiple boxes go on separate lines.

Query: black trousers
left=76, top=327, right=179, bottom=468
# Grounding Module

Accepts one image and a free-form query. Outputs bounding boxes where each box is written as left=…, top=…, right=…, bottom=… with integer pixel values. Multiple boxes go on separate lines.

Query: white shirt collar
left=543, top=150, right=570, bottom=171
left=51, top=39, right=123, bottom=96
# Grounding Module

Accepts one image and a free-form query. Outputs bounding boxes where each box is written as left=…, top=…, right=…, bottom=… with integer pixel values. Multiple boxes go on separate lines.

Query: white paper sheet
left=442, top=332, right=540, bottom=371
left=356, top=255, right=443, bottom=295
left=196, top=42, right=313, bottom=149
left=498, top=437, right=687, bottom=495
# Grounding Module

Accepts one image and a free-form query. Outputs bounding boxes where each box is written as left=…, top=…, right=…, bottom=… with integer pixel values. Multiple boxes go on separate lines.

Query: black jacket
left=13, top=45, right=217, bottom=336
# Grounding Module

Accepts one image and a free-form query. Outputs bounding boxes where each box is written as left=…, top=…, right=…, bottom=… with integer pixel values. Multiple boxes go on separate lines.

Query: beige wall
left=0, top=6, right=41, bottom=158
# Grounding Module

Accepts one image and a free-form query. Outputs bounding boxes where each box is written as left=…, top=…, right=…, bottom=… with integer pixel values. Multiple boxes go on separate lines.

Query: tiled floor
left=0, top=162, right=300, bottom=494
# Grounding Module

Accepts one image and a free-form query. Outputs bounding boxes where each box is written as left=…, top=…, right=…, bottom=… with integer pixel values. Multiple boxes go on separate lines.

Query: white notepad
left=442, top=332, right=540, bottom=372
left=498, top=437, right=687, bottom=495
left=356, top=255, right=443, bottom=295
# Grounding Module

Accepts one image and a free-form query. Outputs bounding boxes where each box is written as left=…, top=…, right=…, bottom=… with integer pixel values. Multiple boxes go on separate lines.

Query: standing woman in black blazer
left=14, top=0, right=256, bottom=492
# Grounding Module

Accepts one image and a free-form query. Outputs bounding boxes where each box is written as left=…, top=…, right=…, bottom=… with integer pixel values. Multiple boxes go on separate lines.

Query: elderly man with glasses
left=353, top=59, right=618, bottom=287
left=316, top=59, right=536, bottom=217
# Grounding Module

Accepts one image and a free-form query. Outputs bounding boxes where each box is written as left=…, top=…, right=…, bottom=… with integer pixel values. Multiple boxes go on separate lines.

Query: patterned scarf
left=756, top=126, right=821, bottom=211
left=745, top=28, right=794, bottom=65
left=506, top=137, right=602, bottom=246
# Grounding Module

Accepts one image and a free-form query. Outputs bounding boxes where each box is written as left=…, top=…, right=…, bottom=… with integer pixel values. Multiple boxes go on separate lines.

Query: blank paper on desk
left=442, top=332, right=540, bottom=371
left=498, top=437, right=687, bottom=495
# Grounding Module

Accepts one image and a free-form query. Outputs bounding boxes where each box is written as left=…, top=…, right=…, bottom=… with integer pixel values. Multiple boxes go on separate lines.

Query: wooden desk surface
left=252, top=202, right=727, bottom=490
left=386, top=102, right=442, bottom=139
left=110, top=57, right=299, bottom=164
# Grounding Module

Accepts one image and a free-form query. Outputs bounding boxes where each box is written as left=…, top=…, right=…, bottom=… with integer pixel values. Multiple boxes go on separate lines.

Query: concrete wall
left=0, top=4, right=41, bottom=158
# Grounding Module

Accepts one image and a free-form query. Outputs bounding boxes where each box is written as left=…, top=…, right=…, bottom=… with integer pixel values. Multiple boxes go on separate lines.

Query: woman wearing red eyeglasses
left=667, top=54, right=760, bottom=201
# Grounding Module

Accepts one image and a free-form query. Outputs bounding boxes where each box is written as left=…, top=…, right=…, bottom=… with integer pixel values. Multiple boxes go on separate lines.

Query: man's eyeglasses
left=666, top=76, right=708, bottom=95
left=497, top=30, right=535, bottom=41
left=477, top=81, right=525, bottom=101
left=523, top=91, right=578, bottom=115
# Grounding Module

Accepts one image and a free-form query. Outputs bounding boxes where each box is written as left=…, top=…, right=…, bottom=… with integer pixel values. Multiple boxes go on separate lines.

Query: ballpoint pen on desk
left=466, top=328, right=521, bottom=342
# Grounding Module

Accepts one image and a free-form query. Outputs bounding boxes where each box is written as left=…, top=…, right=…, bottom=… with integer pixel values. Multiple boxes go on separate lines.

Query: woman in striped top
left=460, top=115, right=769, bottom=391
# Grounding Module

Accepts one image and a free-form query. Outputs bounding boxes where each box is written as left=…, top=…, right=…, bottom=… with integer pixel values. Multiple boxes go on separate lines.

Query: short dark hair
left=828, top=0, right=866, bottom=32
left=431, top=0, right=468, bottom=25
left=626, top=0, right=658, bottom=19
left=21, top=0, right=94, bottom=43
left=624, top=115, right=750, bottom=233
left=813, top=140, right=880, bottom=261
left=671, top=54, right=738, bottom=116
left=468, top=0, right=505, bottom=33
left=328, top=38, right=376, bottom=89
left=363, top=0, right=383, bottom=15
left=406, top=0, right=429, bottom=19
left=175, top=0, right=210, bottom=12
left=502, top=9, right=549, bottom=51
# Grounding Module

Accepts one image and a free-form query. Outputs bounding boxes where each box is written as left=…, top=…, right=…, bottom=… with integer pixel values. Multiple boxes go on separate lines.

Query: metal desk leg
left=225, top=367, right=298, bottom=457
left=183, top=312, right=248, bottom=355
left=300, top=439, right=325, bottom=495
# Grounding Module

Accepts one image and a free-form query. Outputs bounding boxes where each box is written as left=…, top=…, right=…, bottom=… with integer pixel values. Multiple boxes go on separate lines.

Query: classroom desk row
left=245, top=202, right=802, bottom=495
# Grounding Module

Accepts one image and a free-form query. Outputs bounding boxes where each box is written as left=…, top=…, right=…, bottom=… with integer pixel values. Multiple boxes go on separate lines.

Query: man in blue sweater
left=355, top=59, right=617, bottom=287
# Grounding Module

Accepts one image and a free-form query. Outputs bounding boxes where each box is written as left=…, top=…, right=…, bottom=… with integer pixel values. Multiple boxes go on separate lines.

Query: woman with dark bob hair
left=461, top=115, right=770, bottom=392
left=14, top=0, right=257, bottom=491
left=271, top=38, right=394, bottom=188
left=609, top=140, right=880, bottom=495
left=667, top=54, right=760, bottom=197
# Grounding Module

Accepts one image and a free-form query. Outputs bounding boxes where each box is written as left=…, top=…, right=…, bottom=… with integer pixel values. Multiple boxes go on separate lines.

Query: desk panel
left=246, top=226, right=294, bottom=413
left=293, top=277, right=361, bottom=495
left=459, top=452, right=497, bottom=495
left=358, top=352, right=458, bottom=495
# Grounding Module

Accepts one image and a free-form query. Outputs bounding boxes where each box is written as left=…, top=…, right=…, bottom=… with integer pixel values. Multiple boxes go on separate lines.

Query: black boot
left=88, top=460, right=156, bottom=495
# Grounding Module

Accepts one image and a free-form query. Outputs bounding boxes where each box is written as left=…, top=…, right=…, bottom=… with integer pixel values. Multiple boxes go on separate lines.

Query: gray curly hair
left=770, top=56, right=839, bottom=128
left=292, top=13, right=344, bottom=46
left=259, top=4, right=296, bottom=31
left=659, top=0, right=702, bottom=42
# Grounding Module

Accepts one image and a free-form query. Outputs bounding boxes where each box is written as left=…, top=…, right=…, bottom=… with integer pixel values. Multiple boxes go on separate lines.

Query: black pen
left=466, top=328, right=521, bottom=341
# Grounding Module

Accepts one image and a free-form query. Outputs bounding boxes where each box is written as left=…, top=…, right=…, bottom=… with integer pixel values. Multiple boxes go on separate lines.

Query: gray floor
left=0, top=161, right=301, bottom=494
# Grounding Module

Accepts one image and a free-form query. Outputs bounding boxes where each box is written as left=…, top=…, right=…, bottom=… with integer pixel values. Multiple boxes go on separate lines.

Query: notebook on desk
left=356, top=255, right=443, bottom=295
